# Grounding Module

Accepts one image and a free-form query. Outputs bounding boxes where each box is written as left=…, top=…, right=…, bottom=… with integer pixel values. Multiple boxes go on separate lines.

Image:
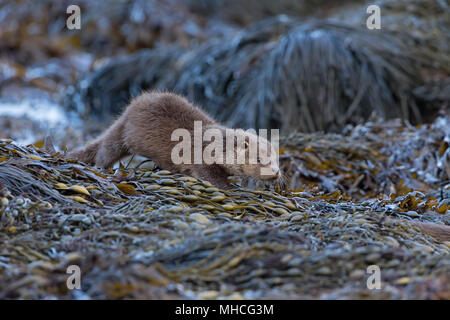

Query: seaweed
left=0, top=115, right=448, bottom=299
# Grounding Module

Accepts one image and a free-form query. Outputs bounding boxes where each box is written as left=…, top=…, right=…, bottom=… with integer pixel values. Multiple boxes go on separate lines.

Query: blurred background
left=0, top=0, right=448, bottom=150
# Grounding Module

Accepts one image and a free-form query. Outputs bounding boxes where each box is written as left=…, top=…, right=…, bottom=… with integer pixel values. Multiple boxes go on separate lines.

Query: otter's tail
left=412, top=221, right=450, bottom=242
left=67, top=141, right=100, bottom=165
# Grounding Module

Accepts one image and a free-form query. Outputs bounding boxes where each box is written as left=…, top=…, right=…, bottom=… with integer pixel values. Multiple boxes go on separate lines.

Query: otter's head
left=222, top=129, right=281, bottom=181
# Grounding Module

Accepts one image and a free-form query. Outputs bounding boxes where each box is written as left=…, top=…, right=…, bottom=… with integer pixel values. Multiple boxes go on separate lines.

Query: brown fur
left=69, top=91, right=280, bottom=189
left=412, top=221, right=450, bottom=242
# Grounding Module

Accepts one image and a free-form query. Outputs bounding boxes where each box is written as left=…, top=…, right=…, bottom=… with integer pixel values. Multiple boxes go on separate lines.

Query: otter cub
left=69, top=92, right=281, bottom=189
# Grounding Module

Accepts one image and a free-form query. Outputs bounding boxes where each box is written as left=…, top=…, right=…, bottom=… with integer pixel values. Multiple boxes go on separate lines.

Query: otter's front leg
left=94, top=141, right=129, bottom=168
left=191, top=165, right=232, bottom=189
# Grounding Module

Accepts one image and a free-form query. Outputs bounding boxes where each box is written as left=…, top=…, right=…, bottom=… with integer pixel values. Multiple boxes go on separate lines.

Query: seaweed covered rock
left=0, top=115, right=449, bottom=299
left=279, top=114, right=450, bottom=199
